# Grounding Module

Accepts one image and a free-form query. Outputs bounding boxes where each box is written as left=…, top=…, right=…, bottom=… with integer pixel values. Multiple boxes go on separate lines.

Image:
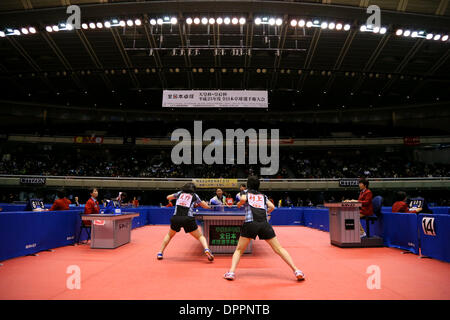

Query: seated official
left=132, top=196, right=139, bottom=207
left=392, top=191, right=410, bottom=213
left=347, top=178, right=373, bottom=238
left=49, top=189, right=71, bottom=211
left=210, top=188, right=229, bottom=207
left=84, top=188, right=100, bottom=226
left=73, top=196, right=80, bottom=207
left=225, top=193, right=234, bottom=206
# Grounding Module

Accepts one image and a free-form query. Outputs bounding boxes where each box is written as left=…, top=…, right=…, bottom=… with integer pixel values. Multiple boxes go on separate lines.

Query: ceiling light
left=403, top=30, right=411, bottom=37
left=239, top=17, right=246, bottom=25
left=269, top=18, right=275, bottom=26
left=216, top=17, right=223, bottom=25
left=150, top=19, right=157, bottom=25
left=275, top=18, right=282, bottom=26
left=321, top=22, right=328, bottom=29
left=336, top=23, right=343, bottom=30
left=396, top=29, right=403, bottom=36
left=126, top=20, right=134, bottom=27
left=157, top=18, right=163, bottom=25
left=104, top=21, right=111, bottom=28
left=232, top=17, right=239, bottom=25
left=290, top=19, right=297, bottom=27
left=194, top=17, right=200, bottom=25
left=171, top=17, right=177, bottom=25
left=224, top=17, right=231, bottom=25
left=209, top=18, right=215, bottom=24
left=442, top=35, right=449, bottom=41
left=344, top=24, right=350, bottom=31
left=328, top=22, right=335, bottom=30
left=201, top=17, right=208, bottom=25
left=135, top=19, right=142, bottom=26
left=298, top=20, right=305, bottom=27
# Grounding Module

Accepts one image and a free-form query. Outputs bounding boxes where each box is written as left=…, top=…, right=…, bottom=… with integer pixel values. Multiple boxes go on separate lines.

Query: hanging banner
left=162, top=90, right=268, bottom=108
left=403, top=136, right=420, bottom=146
left=192, top=179, right=239, bottom=189
left=74, top=136, right=104, bottom=144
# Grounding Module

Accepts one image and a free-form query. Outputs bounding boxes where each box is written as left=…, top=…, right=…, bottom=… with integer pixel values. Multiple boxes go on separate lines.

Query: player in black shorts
left=157, top=182, right=214, bottom=261
left=224, top=176, right=305, bottom=281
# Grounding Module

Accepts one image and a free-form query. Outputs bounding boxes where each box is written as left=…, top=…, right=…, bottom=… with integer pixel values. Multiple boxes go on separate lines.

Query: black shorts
left=170, top=215, right=198, bottom=233
left=240, top=221, right=276, bottom=240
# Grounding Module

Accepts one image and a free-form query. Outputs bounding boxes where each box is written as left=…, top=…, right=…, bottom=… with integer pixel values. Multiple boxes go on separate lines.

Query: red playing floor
left=0, top=225, right=449, bottom=300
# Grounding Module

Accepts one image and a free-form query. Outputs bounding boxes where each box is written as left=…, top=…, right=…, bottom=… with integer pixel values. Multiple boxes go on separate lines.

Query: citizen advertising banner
left=20, top=177, right=46, bottom=185
left=162, top=90, right=268, bottom=108
left=338, top=179, right=359, bottom=187
left=192, top=179, right=239, bottom=189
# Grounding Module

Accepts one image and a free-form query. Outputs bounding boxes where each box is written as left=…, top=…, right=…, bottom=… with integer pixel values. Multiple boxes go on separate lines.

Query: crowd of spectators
left=1, top=146, right=449, bottom=179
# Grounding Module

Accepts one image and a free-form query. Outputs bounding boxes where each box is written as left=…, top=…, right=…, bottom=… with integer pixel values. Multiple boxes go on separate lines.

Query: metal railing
left=1, top=174, right=449, bottom=181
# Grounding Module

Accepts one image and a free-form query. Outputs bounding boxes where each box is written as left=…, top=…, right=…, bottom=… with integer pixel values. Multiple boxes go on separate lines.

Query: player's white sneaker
left=294, top=270, right=305, bottom=281
left=224, top=272, right=235, bottom=280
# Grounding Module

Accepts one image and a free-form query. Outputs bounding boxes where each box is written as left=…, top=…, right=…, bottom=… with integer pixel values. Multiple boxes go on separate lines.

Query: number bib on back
left=176, top=193, right=193, bottom=208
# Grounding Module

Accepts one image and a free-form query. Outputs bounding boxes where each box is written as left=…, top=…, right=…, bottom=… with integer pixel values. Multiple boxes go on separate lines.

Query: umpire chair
left=360, top=195, right=384, bottom=247
left=75, top=211, right=91, bottom=244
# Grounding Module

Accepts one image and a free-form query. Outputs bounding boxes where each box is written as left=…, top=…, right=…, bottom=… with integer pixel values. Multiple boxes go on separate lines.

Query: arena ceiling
left=0, top=0, right=449, bottom=113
